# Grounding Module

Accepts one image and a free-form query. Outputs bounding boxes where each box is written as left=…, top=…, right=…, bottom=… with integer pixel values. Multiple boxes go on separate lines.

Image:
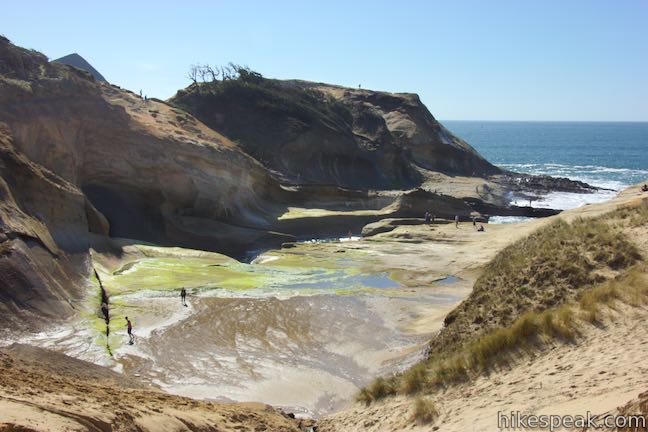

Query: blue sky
left=2, top=0, right=647, bottom=121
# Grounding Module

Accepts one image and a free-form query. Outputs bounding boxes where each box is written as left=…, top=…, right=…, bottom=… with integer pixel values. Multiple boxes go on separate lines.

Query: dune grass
left=579, top=265, right=648, bottom=322
left=356, top=377, right=396, bottom=406
left=434, top=210, right=641, bottom=357
left=358, top=201, right=647, bottom=406
left=411, top=396, right=439, bottom=425
left=614, top=197, right=648, bottom=228
left=360, top=266, right=647, bottom=404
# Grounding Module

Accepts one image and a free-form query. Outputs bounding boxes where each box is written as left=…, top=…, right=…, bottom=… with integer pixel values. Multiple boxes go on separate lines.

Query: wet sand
left=118, top=295, right=434, bottom=415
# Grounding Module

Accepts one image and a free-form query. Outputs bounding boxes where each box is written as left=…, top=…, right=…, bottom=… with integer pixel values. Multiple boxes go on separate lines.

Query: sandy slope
left=318, top=304, right=648, bottom=432
left=319, top=184, right=648, bottom=431
left=0, top=345, right=305, bottom=432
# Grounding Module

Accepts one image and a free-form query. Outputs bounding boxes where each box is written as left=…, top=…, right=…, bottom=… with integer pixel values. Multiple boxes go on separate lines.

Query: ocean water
left=443, top=121, right=648, bottom=214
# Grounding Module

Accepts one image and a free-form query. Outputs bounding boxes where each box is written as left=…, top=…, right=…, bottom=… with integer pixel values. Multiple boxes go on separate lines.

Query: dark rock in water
left=281, top=242, right=296, bottom=249
left=464, top=198, right=561, bottom=218
left=497, top=172, right=601, bottom=195
left=52, top=53, right=107, bottom=82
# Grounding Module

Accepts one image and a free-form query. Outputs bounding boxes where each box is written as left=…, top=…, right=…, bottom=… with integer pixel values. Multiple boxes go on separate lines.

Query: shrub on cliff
left=177, top=63, right=352, bottom=133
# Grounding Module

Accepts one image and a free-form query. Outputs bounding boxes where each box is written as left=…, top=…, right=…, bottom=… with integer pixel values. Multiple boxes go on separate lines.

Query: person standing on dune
left=180, top=287, right=187, bottom=306
left=455, top=215, right=459, bottom=228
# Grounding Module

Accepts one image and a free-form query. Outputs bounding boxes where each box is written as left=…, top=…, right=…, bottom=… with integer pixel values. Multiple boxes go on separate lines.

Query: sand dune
left=319, top=184, right=648, bottom=431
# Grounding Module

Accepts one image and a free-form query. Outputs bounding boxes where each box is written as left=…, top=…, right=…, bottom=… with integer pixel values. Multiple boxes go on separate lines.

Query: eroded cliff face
left=171, top=78, right=500, bottom=190
left=315, top=84, right=499, bottom=177
left=0, top=37, right=292, bottom=259
left=0, top=124, right=91, bottom=330
left=0, top=37, right=297, bottom=326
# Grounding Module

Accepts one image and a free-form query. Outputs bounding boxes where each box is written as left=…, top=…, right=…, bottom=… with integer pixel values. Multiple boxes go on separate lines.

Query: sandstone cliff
left=0, top=37, right=293, bottom=255
left=0, top=124, right=91, bottom=330
left=170, top=75, right=500, bottom=190
left=0, top=37, right=295, bottom=326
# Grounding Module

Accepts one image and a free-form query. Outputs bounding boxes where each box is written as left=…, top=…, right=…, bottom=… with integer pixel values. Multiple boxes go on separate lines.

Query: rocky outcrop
left=313, top=83, right=500, bottom=177
left=52, top=53, right=107, bottom=82
left=0, top=123, right=90, bottom=330
left=0, top=37, right=292, bottom=258
left=463, top=197, right=561, bottom=218
left=170, top=76, right=500, bottom=190
left=361, top=218, right=446, bottom=237
left=272, top=188, right=475, bottom=239
left=0, top=37, right=298, bottom=325
left=495, top=172, right=601, bottom=196
left=389, top=188, right=475, bottom=218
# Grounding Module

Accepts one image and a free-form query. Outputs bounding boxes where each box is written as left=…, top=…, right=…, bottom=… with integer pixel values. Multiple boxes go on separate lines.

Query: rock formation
left=52, top=53, right=107, bottom=82
left=0, top=36, right=293, bottom=256
left=0, top=37, right=293, bottom=326
left=170, top=76, right=500, bottom=189
left=0, top=124, right=91, bottom=330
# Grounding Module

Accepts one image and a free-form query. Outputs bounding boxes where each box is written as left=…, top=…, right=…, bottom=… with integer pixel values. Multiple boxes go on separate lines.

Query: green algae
left=79, top=241, right=410, bottom=359
left=83, top=272, right=113, bottom=354
left=259, top=247, right=370, bottom=272
left=99, top=257, right=268, bottom=296
left=94, top=241, right=402, bottom=301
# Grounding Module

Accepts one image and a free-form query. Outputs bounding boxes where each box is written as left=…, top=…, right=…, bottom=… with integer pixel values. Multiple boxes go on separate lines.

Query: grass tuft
left=411, top=396, right=439, bottom=425
left=401, top=363, right=428, bottom=394
left=356, top=377, right=397, bottom=405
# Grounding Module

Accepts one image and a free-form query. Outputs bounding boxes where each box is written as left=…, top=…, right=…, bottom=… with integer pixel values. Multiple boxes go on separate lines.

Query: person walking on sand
left=126, top=317, right=134, bottom=344
left=180, top=287, right=187, bottom=306
left=455, top=215, right=459, bottom=228
left=424, top=211, right=431, bottom=224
